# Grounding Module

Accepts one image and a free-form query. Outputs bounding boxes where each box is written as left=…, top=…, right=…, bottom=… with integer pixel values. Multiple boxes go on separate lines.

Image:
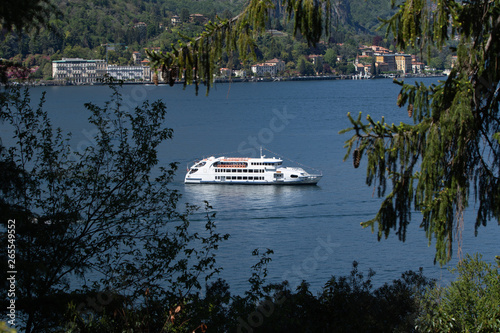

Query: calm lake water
left=19, top=78, right=500, bottom=295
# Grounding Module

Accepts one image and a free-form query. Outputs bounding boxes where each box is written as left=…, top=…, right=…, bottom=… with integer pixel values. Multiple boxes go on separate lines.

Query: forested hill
left=50, top=0, right=393, bottom=42
left=1, top=0, right=395, bottom=78
left=44, top=0, right=250, bottom=51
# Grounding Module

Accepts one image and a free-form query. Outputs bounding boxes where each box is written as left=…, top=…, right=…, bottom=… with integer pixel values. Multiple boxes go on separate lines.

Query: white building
left=251, top=58, right=285, bottom=76
left=171, top=15, right=181, bottom=26
left=52, top=58, right=106, bottom=84
left=52, top=58, right=154, bottom=83
left=233, top=69, right=247, bottom=78
left=107, top=65, right=145, bottom=82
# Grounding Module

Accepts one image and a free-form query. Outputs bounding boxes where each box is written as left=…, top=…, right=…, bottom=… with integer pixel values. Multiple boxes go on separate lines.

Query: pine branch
left=147, top=0, right=331, bottom=94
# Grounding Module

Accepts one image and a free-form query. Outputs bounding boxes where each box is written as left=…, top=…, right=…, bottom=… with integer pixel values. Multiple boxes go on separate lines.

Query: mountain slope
left=1, top=0, right=395, bottom=65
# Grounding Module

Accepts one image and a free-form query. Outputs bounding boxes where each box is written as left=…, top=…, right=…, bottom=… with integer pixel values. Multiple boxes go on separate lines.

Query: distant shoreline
left=7, top=73, right=447, bottom=87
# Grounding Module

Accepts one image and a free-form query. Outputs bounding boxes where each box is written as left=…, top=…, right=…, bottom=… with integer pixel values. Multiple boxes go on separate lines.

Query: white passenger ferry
left=185, top=151, right=322, bottom=185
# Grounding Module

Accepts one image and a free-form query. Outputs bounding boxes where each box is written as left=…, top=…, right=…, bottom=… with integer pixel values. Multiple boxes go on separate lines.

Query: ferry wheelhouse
left=185, top=153, right=322, bottom=185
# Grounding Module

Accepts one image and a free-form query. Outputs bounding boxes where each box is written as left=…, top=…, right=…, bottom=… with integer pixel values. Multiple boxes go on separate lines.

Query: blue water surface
left=19, top=78, right=500, bottom=295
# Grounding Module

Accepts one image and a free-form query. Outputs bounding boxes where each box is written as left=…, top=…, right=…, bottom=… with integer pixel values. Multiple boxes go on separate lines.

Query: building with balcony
left=395, top=54, right=412, bottom=74
left=375, top=54, right=396, bottom=72
left=251, top=58, right=285, bottom=76
left=171, top=15, right=181, bottom=26
left=53, top=57, right=153, bottom=83
left=52, top=58, right=107, bottom=84
left=107, top=65, right=146, bottom=82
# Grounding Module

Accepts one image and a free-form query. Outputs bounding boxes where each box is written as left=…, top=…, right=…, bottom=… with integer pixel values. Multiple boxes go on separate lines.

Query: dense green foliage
left=0, top=0, right=59, bottom=32
left=0, top=0, right=398, bottom=82
left=0, top=0, right=392, bottom=56
left=349, top=0, right=397, bottom=32
left=341, top=0, right=500, bottom=265
left=416, top=254, right=500, bottom=332
left=64, top=257, right=436, bottom=332
left=0, top=84, right=229, bottom=332
left=0, top=0, right=240, bottom=56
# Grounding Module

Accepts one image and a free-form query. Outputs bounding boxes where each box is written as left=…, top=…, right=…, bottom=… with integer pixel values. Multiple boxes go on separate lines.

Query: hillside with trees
left=0, top=0, right=396, bottom=80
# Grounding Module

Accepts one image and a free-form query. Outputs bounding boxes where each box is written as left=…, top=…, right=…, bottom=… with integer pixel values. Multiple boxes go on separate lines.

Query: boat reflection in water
left=182, top=181, right=323, bottom=217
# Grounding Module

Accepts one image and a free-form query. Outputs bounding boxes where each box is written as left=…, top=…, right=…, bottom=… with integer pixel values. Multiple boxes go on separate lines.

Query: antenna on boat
left=260, top=146, right=263, bottom=158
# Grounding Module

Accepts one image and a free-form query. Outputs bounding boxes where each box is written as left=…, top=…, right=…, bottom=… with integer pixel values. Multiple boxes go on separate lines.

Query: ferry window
left=291, top=175, right=298, bottom=178
left=237, top=176, right=242, bottom=180
left=249, top=169, right=253, bottom=173
left=232, top=169, right=236, bottom=173
left=243, top=177, right=247, bottom=180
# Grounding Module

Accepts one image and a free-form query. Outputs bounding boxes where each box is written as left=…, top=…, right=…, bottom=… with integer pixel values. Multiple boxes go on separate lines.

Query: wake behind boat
left=185, top=150, right=322, bottom=185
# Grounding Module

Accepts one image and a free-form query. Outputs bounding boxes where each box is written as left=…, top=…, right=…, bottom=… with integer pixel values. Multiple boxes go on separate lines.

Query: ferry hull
left=185, top=175, right=322, bottom=185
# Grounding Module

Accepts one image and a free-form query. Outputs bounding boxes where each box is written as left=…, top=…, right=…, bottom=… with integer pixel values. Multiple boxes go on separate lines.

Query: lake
left=19, top=78, right=500, bottom=295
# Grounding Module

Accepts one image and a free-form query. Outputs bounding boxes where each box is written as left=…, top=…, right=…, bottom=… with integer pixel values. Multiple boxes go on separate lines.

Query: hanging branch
left=342, top=0, right=500, bottom=265
left=147, top=0, right=331, bottom=95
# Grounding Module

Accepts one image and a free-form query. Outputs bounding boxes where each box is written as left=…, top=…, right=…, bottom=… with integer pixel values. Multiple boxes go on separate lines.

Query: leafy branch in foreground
left=416, top=254, right=500, bottom=332
left=147, top=0, right=331, bottom=94
left=0, top=85, right=229, bottom=332
left=0, top=0, right=60, bottom=33
left=341, top=0, right=500, bottom=265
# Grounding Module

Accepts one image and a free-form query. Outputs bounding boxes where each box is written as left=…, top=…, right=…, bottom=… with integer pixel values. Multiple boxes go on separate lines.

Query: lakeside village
left=6, top=44, right=450, bottom=86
